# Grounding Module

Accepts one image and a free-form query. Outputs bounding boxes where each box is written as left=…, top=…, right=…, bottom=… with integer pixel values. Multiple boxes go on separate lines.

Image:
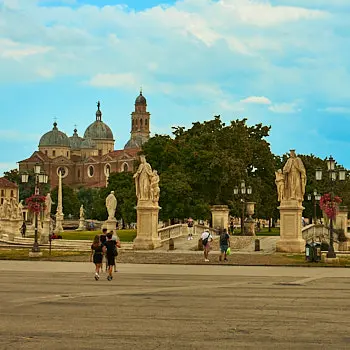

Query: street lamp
left=307, top=189, right=321, bottom=224
left=21, top=164, right=49, bottom=254
left=315, top=155, right=346, bottom=259
left=234, top=180, right=252, bottom=234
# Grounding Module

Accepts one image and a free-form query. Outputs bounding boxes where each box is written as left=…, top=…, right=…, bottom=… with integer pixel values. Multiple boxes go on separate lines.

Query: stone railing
left=158, top=224, right=187, bottom=242
left=302, top=224, right=333, bottom=243
left=158, top=224, right=217, bottom=242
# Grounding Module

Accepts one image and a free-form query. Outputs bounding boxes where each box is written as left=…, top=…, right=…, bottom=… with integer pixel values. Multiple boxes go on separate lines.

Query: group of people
left=201, top=228, right=230, bottom=262
left=90, top=228, right=121, bottom=281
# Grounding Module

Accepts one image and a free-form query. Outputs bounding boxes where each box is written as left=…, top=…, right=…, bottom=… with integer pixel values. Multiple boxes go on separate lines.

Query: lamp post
left=307, top=189, right=321, bottom=224
left=316, top=156, right=346, bottom=259
left=234, top=180, right=252, bottom=235
left=21, top=164, right=49, bottom=254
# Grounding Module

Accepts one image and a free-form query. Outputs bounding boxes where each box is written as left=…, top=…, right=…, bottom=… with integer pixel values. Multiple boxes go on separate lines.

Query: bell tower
left=124, top=89, right=151, bottom=149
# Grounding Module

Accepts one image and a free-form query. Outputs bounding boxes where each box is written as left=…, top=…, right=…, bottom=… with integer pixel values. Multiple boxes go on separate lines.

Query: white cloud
left=321, top=107, right=350, bottom=114
left=268, top=102, right=301, bottom=114
left=87, top=73, right=138, bottom=89
left=240, top=96, right=272, bottom=105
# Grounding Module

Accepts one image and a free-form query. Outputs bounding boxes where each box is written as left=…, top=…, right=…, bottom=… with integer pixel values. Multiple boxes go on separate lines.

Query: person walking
left=201, top=228, right=213, bottom=262
left=111, top=232, right=121, bottom=272
left=100, top=228, right=108, bottom=272
left=21, top=221, right=26, bottom=238
left=219, top=228, right=230, bottom=262
left=90, top=235, right=103, bottom=280
left=187, top=218, right=194, bottom=240
left=102, top=231, right=117, bottom=281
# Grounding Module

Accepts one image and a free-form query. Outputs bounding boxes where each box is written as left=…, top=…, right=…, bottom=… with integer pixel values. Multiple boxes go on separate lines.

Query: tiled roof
left=108, top=148, right=140, bottom=159
left=0, top=177, right=18, bottom=188
left=18, top=151, right=50, bottom=163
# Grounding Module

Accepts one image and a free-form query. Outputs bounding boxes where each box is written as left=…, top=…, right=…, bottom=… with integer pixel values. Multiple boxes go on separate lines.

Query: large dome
left=39, top=122, right=70, bottom=147
left=84, top=121, right=114, bottom=140
left=84, top=101, right=114, bottom=140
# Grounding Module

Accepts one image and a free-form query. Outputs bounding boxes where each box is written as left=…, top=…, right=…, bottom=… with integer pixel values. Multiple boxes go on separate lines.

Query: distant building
left=19, top=91, right=151, bottom=189
left=0, top=177, right=18, bottom=205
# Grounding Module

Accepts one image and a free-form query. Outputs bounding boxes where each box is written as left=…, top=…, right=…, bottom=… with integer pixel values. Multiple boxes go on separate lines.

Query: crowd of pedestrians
left=90, top=228, right=121, bottom=281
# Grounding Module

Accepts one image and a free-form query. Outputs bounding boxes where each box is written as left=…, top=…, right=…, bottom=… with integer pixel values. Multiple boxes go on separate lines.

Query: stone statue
left=79, top=205, right=85, bottom=220
left=17, top=200, right=23, bottom=220
left=275, top=169, right=285, bottom=202
left=10, top=198, right=17, bottom=219
left=150, top=170, right=160, bottom=203
left=133, top=155, right=153, bottom=201
left=0, top=204, right=4, bottom=219
left=2, top=198, right=9, bottom=219
left=282, top=150, right=307, bottom=202
left=44, top=193, right=53, bottom=219
left=106, top=191, right=117, bottom=219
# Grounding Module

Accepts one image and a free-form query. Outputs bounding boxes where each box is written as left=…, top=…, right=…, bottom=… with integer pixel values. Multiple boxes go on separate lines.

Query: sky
left=1, top=0, right=350, bottom=176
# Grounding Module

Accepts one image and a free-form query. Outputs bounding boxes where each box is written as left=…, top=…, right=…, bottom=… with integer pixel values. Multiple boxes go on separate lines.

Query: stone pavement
left=1, top=261, right=350, bottom=349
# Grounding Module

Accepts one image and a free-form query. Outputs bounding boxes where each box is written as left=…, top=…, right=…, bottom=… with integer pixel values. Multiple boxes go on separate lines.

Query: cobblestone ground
left=1, top=262, right=350, bottom=350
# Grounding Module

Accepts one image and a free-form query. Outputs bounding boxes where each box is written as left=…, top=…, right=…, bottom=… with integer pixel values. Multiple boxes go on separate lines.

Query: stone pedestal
left=40, top=219, right=50, bottom=244
left=244, top=202, right=256, bottom=236
left=211, top=205, right=229, bottom=230
left=105, top=218, right=117, bottom=235
left=54, top=213, right=64, bottom=234
left=133, top=200, right=161, bottom=250
left=276, top=200, right=305, bottom=253
left=12, top=219, right=22, bottom=238
left=335, top=206, right=348, bottom=236
left=76, top=219, right=86, bottom=231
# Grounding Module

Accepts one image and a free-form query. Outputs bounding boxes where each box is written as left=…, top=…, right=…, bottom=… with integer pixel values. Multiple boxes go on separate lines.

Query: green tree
left=51, top=184, right=80, bottom=218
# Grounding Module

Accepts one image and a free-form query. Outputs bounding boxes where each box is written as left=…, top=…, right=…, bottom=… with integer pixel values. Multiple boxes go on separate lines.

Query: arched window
left=77, top=169, right=81, bottom=178
left=145, top=119, right=148, bottom=126
left=53, top=150, right=56, bottom=157
left=10, top=190, right=14, bottom=197
left=122, top=163, right=129, bottom=172
left=88, top=165, right=94, bottom=177
left=140, top=119, right=143, bottom=126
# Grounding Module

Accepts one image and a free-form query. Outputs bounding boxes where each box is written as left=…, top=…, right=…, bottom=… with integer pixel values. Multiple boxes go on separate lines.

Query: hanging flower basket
left=319, top=193, right=342, bottom=219
left=25, top=195, right=46, bottom=214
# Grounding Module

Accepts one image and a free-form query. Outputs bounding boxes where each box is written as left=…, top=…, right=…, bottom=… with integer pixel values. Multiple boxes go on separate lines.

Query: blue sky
left=1, top=0, right=350, bottom=176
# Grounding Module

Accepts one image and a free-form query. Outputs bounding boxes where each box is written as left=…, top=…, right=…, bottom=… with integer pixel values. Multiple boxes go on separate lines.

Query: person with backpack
left=90, top=235, right=103, bottom=280
left=201, top=229, right=213, bottom=262
left=102, top=231, right=117, bottom=281
left=219, top=228, right=230, bottom=262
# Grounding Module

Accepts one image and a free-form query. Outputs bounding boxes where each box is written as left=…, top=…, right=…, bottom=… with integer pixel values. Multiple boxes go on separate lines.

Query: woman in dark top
left=90, top=235, right=103, bottom=280
left=219, top=228, right=230, bottom=262
left=103, top=232, right=117, bottom=281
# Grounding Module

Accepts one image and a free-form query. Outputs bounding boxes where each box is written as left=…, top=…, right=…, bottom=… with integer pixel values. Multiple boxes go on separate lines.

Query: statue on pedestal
left=79, top=205, right=85, bottom=220
left=10, top=198, right=18, bottom=219
left=275, top=150, right=306, bottom=203
left=106, top=191, right=117, bottom=220
left=2, top=198, right=9, bottom=219
left=44, top=193, right=53, bottom=219
left=133, top=155, right=153, bottom=201
left=150, top=170, right=160, bottom=204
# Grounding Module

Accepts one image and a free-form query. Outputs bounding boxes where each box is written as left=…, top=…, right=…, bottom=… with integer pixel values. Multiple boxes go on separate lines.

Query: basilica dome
left=39, top=122, right=70, bottom=147
left=84, top=101, right=114, bottom=140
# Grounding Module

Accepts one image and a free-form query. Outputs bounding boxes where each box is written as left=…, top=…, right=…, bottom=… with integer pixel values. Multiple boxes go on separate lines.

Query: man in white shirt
left=201, top=229, right=213, bottom=262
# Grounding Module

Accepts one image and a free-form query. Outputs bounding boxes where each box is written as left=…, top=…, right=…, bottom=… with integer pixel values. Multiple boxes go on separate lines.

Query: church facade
left=18, top=91, right=151, bottom=189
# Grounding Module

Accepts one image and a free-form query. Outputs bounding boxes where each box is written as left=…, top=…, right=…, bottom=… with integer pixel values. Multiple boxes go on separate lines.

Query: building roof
left=18, top=151, right=51, bottom=164
left=0, top=177, right=18, bottom=188
left=69, top=129, right=83, bottom=150
left=39, top=122, right=70, bottom=147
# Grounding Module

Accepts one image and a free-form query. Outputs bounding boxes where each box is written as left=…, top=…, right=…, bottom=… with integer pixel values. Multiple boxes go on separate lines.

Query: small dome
left=84, top=121, right=114, bottom=140
left=81, top=138, right=96, bottom=149
left=39, top=122, right=70, bottom=147
left=69, top=129, right=83, bottom=150
left=124, top=135, right=148, bottom=149
left=135, top=91, right=146, bottom=105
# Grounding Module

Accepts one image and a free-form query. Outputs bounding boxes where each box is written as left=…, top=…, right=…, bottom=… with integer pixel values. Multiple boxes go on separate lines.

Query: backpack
left=220, top=232, right=228, bottom=245
left=202, top=233, right=209, bottom=246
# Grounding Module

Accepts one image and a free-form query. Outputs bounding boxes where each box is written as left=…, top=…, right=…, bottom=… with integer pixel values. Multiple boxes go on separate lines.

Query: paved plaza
left=1, top=262, right=350, bottom=349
